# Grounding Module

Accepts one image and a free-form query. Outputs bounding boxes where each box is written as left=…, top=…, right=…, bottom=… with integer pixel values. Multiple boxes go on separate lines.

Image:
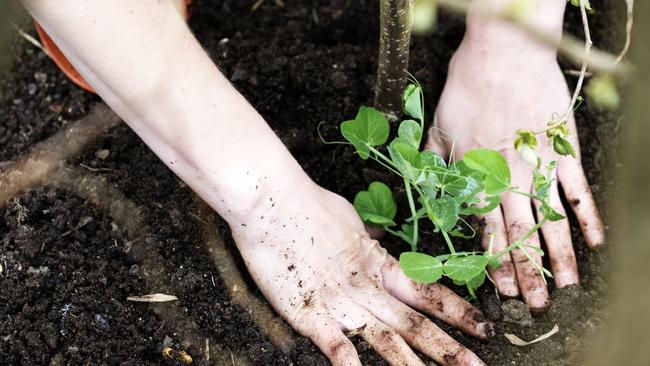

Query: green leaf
left=462, top=195, right=501, bottom=216
left=425, top=195, right=459, bottom=232
left=353, top=182, right=397, bottom=226
left=400, top=252, right=443, bottom=284
left=466, top=270, right=487, bottom=298
left=540, top=202, right=565, bottom=221
left=389, top=141, right=422, bottom=181
left=533, top=169, right=547, bottom=192
left=443, top=255, right=490, bottom=283
left=394, top=223, right=417, bottom=248
left=403, top=84, right=423, bottom=121
left=341, top=106, right=390, bottom=159
left=397, top=120, right=422, bottom=149
left=419, top=150, right=447, bottom=169
left=462, top=149, right=511, bottom=195
left=552, top=135, right=576, bottom=157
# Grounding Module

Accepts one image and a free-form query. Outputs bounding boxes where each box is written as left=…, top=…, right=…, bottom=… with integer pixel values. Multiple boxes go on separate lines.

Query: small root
left=53, top=167, right=250, bottom=365
left=0, top=103, right=121, bottom=208
left=193, top=198, right=297, bottom=354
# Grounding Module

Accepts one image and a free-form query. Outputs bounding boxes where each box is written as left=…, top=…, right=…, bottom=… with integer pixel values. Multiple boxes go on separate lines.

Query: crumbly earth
left=0, top=0, right=626, bottom=365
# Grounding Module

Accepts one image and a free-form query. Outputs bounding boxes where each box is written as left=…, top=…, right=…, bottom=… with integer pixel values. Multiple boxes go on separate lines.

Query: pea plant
left=339, top=78, right=574, bottom=296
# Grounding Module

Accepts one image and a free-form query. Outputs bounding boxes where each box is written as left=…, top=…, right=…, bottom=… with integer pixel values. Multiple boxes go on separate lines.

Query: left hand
left=427, top=26, right=605, bottom=311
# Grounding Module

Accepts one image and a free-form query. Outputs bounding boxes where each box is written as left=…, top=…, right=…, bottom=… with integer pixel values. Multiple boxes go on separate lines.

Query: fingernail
left=496, top=277, right=519, bottom=298
left=555, top=271, right=579, bottom=288
left=526, top=287, right=550, bottom=313
left=477, top=321, right=496, bottom=339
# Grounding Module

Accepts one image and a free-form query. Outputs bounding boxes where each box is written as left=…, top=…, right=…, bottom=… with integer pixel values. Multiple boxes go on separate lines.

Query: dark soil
left=1, top=0, right=626, bottom=365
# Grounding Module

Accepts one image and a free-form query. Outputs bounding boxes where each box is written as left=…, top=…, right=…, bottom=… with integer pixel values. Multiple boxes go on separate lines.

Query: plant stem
left=403, top=178, right=419, bottom=250
left=614, top=0, right=634, bottom=67
left=561, top=0, right=592, bottom=122
left=442, top=230, right=456, bottom=255
left=492, top=218, right=547, bottom=259
left=375, top=0, right=414, bottom=121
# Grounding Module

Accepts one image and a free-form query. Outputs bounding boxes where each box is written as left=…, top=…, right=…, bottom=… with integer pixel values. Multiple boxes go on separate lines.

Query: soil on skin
left=0, top=0, right=626, bottom=365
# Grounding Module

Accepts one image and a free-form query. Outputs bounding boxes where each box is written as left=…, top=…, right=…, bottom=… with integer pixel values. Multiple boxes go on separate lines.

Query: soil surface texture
left=1, top=0, right=626, bottom=365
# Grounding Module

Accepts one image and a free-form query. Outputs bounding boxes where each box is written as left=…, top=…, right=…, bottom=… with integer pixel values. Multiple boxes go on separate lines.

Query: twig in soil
left=0, top=103, right=121, bottom=208
left=251, top=0, right=284, bottom=12
left=205, top=338, right=210, bottom=362
left=79, top=163, right=115, bottom=172
left=60, top=216, right=93, bottom=237
left=127, top=293, right=179, bottom=303
left=59, top=303, right=76, bottom=336
left=505, top=324, right=559, bottom=346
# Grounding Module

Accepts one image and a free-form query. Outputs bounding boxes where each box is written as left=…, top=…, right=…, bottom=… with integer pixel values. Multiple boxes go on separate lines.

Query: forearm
left=23, top=0, right=314, bottom=226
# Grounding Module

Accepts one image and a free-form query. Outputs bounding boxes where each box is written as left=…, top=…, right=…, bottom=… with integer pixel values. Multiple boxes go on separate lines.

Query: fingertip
left=555, top=271, right=580, bottom=288
left=585, top=227, right=606, bottom=250
left=494, top=276, right=520, bottom=298
left=477, top=321, right=496, bottom=340
left=525, top=287, right=551, bottom=314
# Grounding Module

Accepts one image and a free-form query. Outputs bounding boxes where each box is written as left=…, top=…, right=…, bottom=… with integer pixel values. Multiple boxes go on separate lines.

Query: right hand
left=231, top=184, right=492, bottom=365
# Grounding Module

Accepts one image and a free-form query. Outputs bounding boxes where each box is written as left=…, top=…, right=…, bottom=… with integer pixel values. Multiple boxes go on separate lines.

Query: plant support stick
left=375, top=0, right=414, bottom=121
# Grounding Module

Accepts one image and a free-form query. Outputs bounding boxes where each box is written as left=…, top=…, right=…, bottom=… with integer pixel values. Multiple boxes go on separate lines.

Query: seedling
left=339, top=77, right=572, bottom=296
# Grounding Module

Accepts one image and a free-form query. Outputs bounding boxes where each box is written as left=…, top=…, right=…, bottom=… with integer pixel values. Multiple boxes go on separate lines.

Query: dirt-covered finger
left=558, top=157, right=606, bottom=249
left=502, top=191, right=550, bottom=313
left=381, top=257, right=495, bottom=340
left=361, top=319, right=425, bottom=366
left=534, top=182, right=579, bottom=288
left=294, top=314, right=361, bottom=366
left=479, top=209, right=519, bottom=298
left=361, top=288, right=485, bottom=365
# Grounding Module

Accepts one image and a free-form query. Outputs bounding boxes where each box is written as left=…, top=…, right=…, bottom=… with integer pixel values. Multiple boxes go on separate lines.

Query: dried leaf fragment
left=127, top=293, right=178, bottom=302
left=504, top=324, right=559, bottom=346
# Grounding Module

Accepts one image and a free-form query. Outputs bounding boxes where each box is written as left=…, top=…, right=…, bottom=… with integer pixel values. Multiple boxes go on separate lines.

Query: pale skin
left=22, top=0, right=604, bottom=364
left=428, top=0, right=605, bottom=311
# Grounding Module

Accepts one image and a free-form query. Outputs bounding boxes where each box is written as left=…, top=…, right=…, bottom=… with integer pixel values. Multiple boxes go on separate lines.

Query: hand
left=231, top=184, right=492, bottom=365
left=427, top=32, right=605, bottom=311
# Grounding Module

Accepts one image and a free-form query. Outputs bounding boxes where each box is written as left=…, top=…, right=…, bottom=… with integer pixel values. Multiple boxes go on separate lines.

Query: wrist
left=463, top=0, right=566, bottom=56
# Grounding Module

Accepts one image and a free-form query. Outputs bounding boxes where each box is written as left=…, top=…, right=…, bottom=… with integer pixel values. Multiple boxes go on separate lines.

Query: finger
left=502, top=191, right=550, bottom=312
left=381, top=257, right=495, bottom=340
left=340, top=303, right=424, bottom=366
left=558, top=157, right=606, bottom=249
left=479, top=209, right=519, bottom=297
left=359, top=288, right=485, bottom=365
left=294, top=314, right=361, bottom=366
left=424, top=119, right=450, bottom=159
left=534, top=180, right=579, bottom=288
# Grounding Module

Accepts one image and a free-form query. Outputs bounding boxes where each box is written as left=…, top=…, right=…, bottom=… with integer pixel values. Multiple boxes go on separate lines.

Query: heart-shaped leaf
left=400, top=252, right=443, bottom=283
left=341, top=106, right=389, bottom=159
left=353, top=182, right=397, bottom=226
